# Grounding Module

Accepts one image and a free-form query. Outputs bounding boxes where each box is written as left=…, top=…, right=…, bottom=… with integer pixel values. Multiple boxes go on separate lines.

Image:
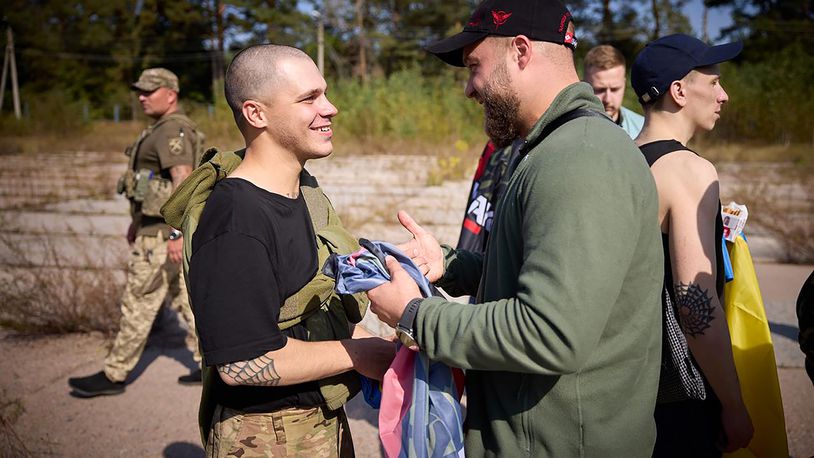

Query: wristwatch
left=396, top=298, right=422, bottom=349
left=168, top=229, right=183, bottom=241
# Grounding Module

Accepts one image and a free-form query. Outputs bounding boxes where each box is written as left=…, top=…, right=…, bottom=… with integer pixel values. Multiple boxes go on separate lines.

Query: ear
left=669, top=80, right=688, bottom=108
left=241, top=100, right=268, bottom=129
left=512, top=35, right=534, bottom=70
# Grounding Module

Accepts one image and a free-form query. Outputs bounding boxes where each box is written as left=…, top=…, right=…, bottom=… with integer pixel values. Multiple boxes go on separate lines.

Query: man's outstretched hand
left=368, top=256, right=422, bottom=328
left=395, top=211, right=444, bottom=282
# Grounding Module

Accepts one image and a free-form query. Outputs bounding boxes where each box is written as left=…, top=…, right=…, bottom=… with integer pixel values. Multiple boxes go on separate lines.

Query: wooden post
left=651, top=0, right=661, bottom=41
left=0, top=34, right=8, bottom=112
left=702, top=3, right=709, bottom=42
left=317, top=11, right=325, bottom=76
left=210, top=0, right=225, bottom=101
left=7, top=26, right=21, bottom=119
left=1, top=25, right=22, bottom=119
left=355, top=0, right=367, bottom=84
left=310, top=8, right=325, bottom=76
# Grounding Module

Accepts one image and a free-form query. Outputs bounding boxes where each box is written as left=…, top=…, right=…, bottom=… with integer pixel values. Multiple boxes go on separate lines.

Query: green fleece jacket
left=417, top=82, right=664, bottom=457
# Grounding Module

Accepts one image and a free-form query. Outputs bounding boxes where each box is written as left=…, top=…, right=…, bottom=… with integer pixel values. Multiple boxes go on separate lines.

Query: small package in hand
left=721, top=202, right=748, bottom=242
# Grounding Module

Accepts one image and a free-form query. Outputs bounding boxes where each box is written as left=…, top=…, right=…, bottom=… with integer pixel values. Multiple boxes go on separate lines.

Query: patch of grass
left=0, top=390, right=31, bottom=458
left=724, top=163, right=814, bottom=264
left=715, top=45, right=814, bottom=145
left=329, top=69, right=485, bottom=153
left=0, top=152, right=120, bottom=211
left=0, top=121, right=139, bottom=156
left=425, top=139, right=479, bottom=186
left=426, top=155, right=470, bottom=186
left=0, top=230, right=124, bottom=335
left=699, top=141, right=813, bottom=165
left=186, top=99, right=245, bottom=154
left=0, top=70, right=487, bottom=156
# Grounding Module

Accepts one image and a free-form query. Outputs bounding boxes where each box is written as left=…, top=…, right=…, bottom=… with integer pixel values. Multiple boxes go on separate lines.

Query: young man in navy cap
left=632, top=34, right=754, bottom=456
left=367, top=0, right=665, bottom=455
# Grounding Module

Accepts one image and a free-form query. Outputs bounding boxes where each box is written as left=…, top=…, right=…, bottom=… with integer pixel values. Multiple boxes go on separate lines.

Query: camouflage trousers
left=104, top=233, right=200, bottom=382
left=206, top=404, right=355, bottom=458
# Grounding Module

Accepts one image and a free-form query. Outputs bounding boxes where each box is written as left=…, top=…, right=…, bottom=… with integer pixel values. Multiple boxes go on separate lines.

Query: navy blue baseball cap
left=426, top=0, right=577, bottom=67
left=631, top=34, right=742, bottom=104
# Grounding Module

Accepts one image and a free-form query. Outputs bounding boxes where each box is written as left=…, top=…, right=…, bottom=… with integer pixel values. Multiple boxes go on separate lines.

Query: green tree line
left=0, top=0, right=811, bottom=144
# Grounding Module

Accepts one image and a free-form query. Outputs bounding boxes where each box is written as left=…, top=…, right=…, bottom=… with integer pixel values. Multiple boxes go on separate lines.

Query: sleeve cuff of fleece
left=415, top=296, right=447, bottom=347
left=433, top=244, right=457, bottom=289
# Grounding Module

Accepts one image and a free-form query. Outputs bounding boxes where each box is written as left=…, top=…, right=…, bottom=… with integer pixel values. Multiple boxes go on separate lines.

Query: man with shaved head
left=187, top=44, right=395, bottom=457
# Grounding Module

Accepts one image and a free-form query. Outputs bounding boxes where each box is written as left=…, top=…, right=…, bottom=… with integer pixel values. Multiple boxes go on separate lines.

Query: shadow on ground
left=124, top=305, right=199, bottom=384
left=770, top=321, right=799, bottom=343
left=164, top=441, right=205, bottom=457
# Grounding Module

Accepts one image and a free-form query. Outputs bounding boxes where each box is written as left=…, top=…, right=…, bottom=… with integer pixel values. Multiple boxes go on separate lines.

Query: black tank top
left=640, top=140, right=725, bottom=302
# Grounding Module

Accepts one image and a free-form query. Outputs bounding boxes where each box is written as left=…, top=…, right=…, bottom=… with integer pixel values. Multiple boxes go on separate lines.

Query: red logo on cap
left=558, top=12, right=571, bottom=32
left=491, top=10, right=512, bottom=28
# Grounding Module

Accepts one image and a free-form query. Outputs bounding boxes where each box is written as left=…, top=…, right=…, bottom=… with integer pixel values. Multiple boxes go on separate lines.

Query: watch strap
left=398, top=298, right=422, bottom=333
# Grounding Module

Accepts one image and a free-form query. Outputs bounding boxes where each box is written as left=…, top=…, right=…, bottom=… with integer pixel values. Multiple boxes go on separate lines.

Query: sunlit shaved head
left=224, top=44, right=311, bottom=129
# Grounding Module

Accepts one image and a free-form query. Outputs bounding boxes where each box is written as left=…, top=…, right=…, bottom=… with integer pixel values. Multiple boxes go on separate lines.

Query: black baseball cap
left=426, top=0, right=577, bottom=67
left=631, top=34, right=742, bottom=104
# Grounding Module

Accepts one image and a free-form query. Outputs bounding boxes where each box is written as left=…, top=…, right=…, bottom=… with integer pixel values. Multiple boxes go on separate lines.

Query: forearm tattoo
left=218, top=354, right=281, bottom=387
left=673, top=282, right=716, bottom=337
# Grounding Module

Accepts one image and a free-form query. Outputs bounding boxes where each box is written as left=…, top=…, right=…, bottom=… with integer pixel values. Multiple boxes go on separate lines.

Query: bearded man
left=366, top=0, right=665, bottom=456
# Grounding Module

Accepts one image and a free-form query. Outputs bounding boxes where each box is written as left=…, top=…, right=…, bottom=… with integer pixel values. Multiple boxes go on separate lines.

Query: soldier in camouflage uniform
left=68, top=68, right=203, bottom=397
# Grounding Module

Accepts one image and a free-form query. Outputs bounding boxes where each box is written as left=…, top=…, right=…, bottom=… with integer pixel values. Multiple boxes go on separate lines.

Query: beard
left=481, top=61, right=521, bottom=148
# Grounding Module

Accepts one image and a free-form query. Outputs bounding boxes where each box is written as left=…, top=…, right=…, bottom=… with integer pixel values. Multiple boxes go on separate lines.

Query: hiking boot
left=68, top=371, right=125, bottom=398
left=177, top=369, right=202, bottom=385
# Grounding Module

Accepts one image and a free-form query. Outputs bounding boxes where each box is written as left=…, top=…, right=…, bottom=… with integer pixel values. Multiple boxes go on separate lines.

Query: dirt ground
left=1, top=152, right=812, bottom=457
left=1, top=261, right=811, bottom=457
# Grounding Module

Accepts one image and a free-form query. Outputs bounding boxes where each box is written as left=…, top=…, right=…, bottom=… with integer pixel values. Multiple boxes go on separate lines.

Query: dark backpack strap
left=639, top=139, right=696, bottom=167
left=536, top=108, right=610, bottom=146
left=507, top=108, right=611, bottom=177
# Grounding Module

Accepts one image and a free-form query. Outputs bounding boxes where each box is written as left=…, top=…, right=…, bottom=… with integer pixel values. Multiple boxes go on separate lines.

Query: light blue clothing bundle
left=322, top=240, right=433, bottom=298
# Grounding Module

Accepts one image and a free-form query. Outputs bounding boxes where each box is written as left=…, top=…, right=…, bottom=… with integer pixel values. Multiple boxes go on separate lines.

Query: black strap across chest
left=508, top=108, right=612, bottom=177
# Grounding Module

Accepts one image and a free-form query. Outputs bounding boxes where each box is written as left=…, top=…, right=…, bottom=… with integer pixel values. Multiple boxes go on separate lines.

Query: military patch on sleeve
left=168, top=137, right=184, bottom=155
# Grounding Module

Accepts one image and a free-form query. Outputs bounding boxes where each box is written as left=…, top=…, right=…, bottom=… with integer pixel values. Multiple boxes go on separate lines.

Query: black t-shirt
left=189, top=177, right=323, bottom=412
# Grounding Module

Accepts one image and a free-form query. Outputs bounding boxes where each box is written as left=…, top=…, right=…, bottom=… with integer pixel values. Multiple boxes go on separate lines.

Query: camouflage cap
left=131, top=68, right=180, bottom=93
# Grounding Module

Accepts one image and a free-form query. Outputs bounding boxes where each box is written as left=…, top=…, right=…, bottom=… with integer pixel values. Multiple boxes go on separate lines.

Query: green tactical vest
left=161, top=148, right=368, bottom=444
left=119, top=113, right=206, bottom=219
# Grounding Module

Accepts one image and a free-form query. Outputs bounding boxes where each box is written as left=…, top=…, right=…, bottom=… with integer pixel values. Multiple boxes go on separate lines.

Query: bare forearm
left=169, top=164, right=192, bottom=190
left=675, top=282, right=744, bottom=407
left=218, top=338, right=355, bottom=387
left=350, top=322, right=393, bottom=340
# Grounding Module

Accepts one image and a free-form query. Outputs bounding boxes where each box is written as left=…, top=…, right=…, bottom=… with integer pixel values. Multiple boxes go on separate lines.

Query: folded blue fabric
left=322, top=239, right=433, bottom=297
